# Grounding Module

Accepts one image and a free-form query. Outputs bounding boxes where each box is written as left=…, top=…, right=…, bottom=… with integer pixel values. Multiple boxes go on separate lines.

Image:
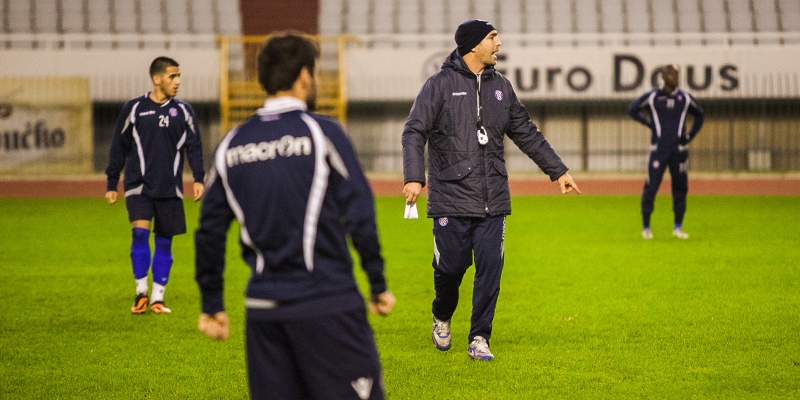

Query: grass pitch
left=1, top=195, right=799, bottom=399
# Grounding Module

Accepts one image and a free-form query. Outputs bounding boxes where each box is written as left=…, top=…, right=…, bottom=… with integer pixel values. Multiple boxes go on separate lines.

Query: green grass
left=1, top=195, right=799, bottom=399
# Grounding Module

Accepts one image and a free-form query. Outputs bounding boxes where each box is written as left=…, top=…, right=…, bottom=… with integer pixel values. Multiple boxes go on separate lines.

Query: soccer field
left=1, top=195, right=799, bottom=399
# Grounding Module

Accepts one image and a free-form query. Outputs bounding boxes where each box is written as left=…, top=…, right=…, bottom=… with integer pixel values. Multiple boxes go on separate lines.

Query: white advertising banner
left=347, top=45, right=800, bottom=101
left=0, top=77, right=93, bottom=175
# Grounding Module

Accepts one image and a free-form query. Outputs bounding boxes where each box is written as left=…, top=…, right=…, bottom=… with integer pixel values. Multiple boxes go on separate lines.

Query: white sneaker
left=642, top=228, right=653, bottom=239
left=468, top=336, right=494, bottom=361
left=672, top=228, right=689, bottom=239
left=432, top=316, right=451, bottom=351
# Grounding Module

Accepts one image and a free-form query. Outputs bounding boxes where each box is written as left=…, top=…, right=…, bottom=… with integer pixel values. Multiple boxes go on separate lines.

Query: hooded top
left=402, top=49, right=569, bottom=218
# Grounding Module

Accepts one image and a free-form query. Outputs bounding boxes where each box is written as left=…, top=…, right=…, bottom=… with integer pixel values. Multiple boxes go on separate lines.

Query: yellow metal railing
left=219, top=35, right=353, bottom=135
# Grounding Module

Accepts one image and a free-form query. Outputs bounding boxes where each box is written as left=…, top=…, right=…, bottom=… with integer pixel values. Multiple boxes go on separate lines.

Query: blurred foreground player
left=105, top=56, right=205, bottom=314
left=195, top=33, right=395, bottom=400
left=628, top=64, right=704, bottom=239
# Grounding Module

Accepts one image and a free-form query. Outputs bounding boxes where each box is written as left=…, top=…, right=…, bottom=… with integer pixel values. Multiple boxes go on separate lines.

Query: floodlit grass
left=1, top=195, right=799, bottom=399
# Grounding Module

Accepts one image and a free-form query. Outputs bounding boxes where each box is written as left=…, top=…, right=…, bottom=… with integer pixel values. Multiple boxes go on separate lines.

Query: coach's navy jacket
left=628, top=87, right=705, bottom=150
left=402, top=49, right=568, bottom=218
left=106, top=93, right=205, bottom=198
left=195, top=97, right=387, bottom=317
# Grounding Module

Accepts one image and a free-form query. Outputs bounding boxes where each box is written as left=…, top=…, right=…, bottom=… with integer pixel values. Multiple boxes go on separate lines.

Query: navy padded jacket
left=402, top=49, right=568, bottom=218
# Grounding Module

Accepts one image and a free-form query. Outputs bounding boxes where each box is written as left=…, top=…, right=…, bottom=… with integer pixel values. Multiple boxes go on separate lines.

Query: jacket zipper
left=477, top=74, right=489, bottom=214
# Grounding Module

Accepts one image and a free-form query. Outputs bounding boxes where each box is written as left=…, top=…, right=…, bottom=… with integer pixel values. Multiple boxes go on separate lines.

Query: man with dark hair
left=628, top=64, right=704, bottom=240
left=402, top=19, right=580, bottom=361
left=106, top=56, right=205, bottom=314
left=195, top=33, right=395, bottom=400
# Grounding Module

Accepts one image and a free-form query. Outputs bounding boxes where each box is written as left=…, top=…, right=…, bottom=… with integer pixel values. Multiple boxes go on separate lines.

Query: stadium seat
left=370, top=0, right=394, bottom=35
left=318, top=0, right=343, bottom=35
left=574, top=0, right=598, bottom=33
left=164, top=1, right=189, bottom=34
left=753, top=0, right=779, bottom=32
left=87, top=0, right=112, bottom=34
left=112, top=0, right=138, bottom=34
left=446, top=0, right=471, bottom=33
left=778, top=0, right=800, bottom=31
left=395, top=0, right=419, bottom=35
left=652, top=0, right=677, bottom=45
left=139, top=1, right=165, bottom=34
left=676, top=0, right=702, bottom=33
left=422, top=0, right=446, bottom=35
left=498, top=0, right=522, bottom=34
left=216, top=0, right=241, bottom=35
left=8, top=0, right=33, bottom=33
left=702, top=0, right=727, bottom=33
left=600, top=0, right=624, bottom=38
left=549, top=0, right=574, bottom=34
left=344, top=0, right=369, bottom=35
left=625, top=0, right=650, bottom=34
left=34, top=0, right=59, bottom=34
left=190, top=0, right=216, bottom=34
left=61, top=0, right=85, bottom=33
left=523, top=0, right=547, bottom=34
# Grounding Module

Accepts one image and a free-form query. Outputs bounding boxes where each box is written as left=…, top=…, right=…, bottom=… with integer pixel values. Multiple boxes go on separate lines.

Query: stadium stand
left=318, top=0, right=798, bottom=38
left=1, top=0, right=239, bottom=41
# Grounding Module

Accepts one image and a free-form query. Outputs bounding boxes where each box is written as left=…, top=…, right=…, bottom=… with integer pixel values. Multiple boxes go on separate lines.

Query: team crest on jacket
left=438, top=217, right=448, bottom=226
left=495, top=90, right=503, bottom=101
left=169, top=107, right=178, bottom=117
left=653, top=160, right=660, bottom=169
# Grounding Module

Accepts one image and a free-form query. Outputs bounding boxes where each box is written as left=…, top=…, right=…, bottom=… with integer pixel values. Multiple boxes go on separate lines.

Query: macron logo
left=452, top=92, right=467, bottom=96
left=226, top=135, right=312, bottom=167
left=351, top=377, right=373, bottom=400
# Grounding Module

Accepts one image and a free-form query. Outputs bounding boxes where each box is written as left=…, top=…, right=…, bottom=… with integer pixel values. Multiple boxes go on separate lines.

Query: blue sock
left=674, top=223, right=682, bottom=229
left=152, top=236, right=173, bottom=286
left=131, top=228, right=151, bottom=280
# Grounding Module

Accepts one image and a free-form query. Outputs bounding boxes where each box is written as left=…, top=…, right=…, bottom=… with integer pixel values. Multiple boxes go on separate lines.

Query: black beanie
left=455, top=19, right=496, bottom=57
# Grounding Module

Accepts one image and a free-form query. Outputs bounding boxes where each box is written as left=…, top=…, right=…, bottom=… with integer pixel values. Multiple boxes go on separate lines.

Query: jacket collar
left=258, top=96, right=308, bottom=115
left=442, top=48, right=496, bottom=79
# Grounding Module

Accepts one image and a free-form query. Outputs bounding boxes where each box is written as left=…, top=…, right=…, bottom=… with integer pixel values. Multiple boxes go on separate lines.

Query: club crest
left=438, top=217, right=448, bottom=226
left=653, top=160, right=660, bottom=169
left=495, top=90, right=503, bottom=101
left=169, top=107, right=178, bottom=117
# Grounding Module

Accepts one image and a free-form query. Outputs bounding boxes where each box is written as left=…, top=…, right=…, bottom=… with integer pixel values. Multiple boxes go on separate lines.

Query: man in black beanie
left=402, top=20, right=580, bottom=361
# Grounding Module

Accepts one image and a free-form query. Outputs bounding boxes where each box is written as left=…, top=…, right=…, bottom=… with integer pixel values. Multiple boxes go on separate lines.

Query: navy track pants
left=431, top=215, right=505, bottom=345
left=642, top=146, right=689, bottom=227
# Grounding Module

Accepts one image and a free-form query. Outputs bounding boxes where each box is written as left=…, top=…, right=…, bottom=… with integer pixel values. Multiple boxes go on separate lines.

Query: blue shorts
left=125, top=195, right=186, bottom=237
left=245, top=309, right=385, bottom=400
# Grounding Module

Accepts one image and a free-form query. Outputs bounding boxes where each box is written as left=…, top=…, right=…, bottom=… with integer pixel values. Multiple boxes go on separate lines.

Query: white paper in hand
left=404, top=203, right=418, bottom=219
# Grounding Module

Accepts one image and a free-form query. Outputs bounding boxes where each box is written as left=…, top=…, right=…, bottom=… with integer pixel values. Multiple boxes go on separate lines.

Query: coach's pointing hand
left=557, top=173, right=581, bottom=194
left=369, top=291, right=396, bottom=316
left=105, top=191, right=118, bottom=205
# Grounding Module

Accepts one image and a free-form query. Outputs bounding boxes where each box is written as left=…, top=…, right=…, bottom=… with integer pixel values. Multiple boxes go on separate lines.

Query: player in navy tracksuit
left=105, top=56, right=205, bottom=314
left=628, top=64, right=704, bottom=239
left=194, top=34, right=395, bottom=400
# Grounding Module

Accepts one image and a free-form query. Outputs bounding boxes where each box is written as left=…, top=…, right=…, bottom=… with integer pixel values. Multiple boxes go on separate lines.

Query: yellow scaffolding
left=218, top=35, right=351, bottom=136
